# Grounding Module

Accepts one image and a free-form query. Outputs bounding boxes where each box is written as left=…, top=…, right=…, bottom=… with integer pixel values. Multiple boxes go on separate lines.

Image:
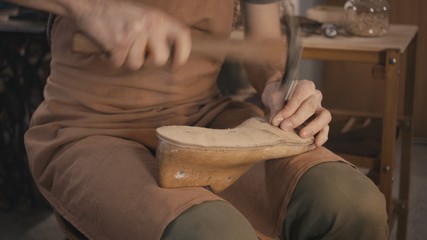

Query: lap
left=40, top=101, right=348, bottom=239
left=45, top=135, right=220, bottom=240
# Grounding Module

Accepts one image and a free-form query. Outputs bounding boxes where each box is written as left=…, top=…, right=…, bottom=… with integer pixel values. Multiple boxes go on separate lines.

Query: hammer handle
left=72, top=32, right=284, bottom=65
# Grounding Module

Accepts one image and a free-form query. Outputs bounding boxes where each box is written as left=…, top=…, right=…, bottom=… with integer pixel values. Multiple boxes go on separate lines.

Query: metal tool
left=280, top=0, right=303, bottom=102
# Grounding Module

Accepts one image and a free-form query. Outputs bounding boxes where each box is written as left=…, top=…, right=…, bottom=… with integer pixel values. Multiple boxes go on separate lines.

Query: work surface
left=303, top=24, right=418, bottom=53
left=232, top=24, right=418, bottom=54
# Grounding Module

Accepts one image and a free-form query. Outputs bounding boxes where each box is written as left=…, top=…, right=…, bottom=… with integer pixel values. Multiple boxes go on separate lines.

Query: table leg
left=396, top=33, right=418, bottom=240
left=380, top=49, right=400, bottom=221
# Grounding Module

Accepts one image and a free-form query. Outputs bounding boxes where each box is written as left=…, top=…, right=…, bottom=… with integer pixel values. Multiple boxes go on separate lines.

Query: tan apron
left=25, top=1, right=345, bottom=239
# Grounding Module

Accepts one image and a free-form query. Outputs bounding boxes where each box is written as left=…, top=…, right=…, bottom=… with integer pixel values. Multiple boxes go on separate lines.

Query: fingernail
left=301, top=129, right=313, bottom=138
left=280, top=120, right=293, bottom=130
left=272, top=117, right=283, bottom=126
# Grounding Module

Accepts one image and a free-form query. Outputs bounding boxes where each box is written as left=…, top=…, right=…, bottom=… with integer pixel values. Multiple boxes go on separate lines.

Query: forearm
left=242, top=2, right=284, bottom=93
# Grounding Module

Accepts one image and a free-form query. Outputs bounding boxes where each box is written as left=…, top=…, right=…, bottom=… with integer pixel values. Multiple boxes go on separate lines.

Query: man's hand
left=72, top=0, right=191, bottom=70
left=262, top=77, right=331, bottom=147
left=3, top=0, right=192, bottom=70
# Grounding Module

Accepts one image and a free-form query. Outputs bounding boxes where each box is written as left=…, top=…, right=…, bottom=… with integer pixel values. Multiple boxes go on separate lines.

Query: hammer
left=71, top=32, right=285, bottom=68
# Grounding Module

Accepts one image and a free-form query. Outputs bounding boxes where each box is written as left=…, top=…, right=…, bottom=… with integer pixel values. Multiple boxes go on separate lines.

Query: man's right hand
left=72, top=0, right=191, bottom=70
left=3, top=0, right=192, bottom=70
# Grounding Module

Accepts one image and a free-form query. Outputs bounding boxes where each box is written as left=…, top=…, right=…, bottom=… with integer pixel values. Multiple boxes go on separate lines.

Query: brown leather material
left=156, top=117, right=315, bottom=192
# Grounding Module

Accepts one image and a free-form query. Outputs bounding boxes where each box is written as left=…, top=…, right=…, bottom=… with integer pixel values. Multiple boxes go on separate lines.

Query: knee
left=320, top=180, right=388, bottom=232
left=162, top=201, right=258, bottom=240
left=320, top=177, right=389, bottom=239
left=349, top=188, right=388, bottom=226
left=286, top=162, right=389, bottom=239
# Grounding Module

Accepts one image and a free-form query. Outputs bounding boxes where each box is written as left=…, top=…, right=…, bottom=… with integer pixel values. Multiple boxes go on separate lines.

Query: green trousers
left=161, top=162, right=389, bottom=240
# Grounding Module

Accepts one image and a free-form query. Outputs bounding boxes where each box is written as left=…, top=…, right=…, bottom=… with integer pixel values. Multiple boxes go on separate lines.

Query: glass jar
left=344, top=0, right=390, bottom=37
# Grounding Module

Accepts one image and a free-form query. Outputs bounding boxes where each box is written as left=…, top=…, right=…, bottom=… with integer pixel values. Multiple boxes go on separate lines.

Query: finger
left=278, top=92, right=321, bottom=131
left=169, top=27, right=191, bottom=68
left=125, top=37, right=148, bottom=70
left=271, top=97, right=296, bottom=126
left=107, top=35, right=132, bottom=68
left=288, top=80, right=316, bottom=107
left=261, top=71, right=285, bottom=118
left=109, top=47, right=130, bottom=68
left=299, top=108, right=332, bottom=138
left=314, top=125, right=330, bottom=147
left=267, top=89, right=286, bottom=119
left=146, top=36, right=170, bottom=66
left=271, top=80, right=315, bottom=126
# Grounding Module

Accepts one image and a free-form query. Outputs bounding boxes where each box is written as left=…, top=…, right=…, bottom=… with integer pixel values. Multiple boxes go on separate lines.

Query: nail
left=280, top=120, right=293, bottom=130
left=272, top=117, right=283, bottom=126
left=301, top=129, right=313, bottom=138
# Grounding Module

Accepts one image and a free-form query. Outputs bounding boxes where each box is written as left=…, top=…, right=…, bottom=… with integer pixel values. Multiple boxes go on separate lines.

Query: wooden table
left=302, top=24, right=418, bottom=240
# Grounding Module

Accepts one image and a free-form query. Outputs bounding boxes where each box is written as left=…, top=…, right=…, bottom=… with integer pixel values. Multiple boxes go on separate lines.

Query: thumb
left=262, top=81, right=286, bottom=121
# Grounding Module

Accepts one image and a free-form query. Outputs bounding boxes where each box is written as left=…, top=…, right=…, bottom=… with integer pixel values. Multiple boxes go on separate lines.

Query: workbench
left=302, top=24, right=418, bottom=240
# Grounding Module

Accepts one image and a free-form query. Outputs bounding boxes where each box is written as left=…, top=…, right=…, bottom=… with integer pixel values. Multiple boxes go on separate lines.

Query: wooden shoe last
left=156, top=117, right=315, bottom=192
